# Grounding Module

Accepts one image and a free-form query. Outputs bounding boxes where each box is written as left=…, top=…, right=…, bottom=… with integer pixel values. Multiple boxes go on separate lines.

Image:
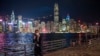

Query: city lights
left=0, top=3, right=99, bottom=34
left=8, top=22, right=13, bottom=25
left=28, top=21, right=32, bottom=24
left=0, top=0, right=99, bottom=56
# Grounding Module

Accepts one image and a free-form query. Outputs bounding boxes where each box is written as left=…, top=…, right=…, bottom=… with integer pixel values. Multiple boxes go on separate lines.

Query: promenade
left=0, top=33, right=99, bottom=56
left=44, top=38, right=100, bottom=56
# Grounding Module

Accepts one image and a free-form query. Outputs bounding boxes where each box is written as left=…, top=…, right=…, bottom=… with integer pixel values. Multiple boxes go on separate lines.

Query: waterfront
left=0, top=33, right=99, bottom=56
left=0, top=0, right=100, bottom=56
left=44, top=38, right=100, bottom=56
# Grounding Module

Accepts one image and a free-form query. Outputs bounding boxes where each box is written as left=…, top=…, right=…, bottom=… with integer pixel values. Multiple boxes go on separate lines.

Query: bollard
left=78, top=33, right=82, bottom=45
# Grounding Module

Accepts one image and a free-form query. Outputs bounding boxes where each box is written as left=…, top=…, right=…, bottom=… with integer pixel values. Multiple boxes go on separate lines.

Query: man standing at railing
left=34, top=29, right=42, bottom=56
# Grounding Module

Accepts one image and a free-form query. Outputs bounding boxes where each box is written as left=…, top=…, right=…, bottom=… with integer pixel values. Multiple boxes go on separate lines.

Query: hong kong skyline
left=0, top=0, right=100, bottom=23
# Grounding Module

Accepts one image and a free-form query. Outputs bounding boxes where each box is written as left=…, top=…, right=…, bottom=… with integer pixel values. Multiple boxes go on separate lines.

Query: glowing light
left=80, top=25, right=83, bottom=27
left=62, top=19, right=66, bottom=24
left=42, top=28, right=47, bottom=33
left=19, top=20, right=22, bottom=23
left=87, top=29, right=90, bottom=32
left=8, top=22, right=13, bottom=25
left=43, top=29, right=46, bottom=32
left=0, top=19, right=2, bottom=22
left=22, top=22, right=25, bottom=25
left=96, top=22, right=99, bottom=25
left=62, top=25, right=66, bottom=31
left=66, top=14, right=70, bottom=21
left=28, top=21, right=32, bottom=24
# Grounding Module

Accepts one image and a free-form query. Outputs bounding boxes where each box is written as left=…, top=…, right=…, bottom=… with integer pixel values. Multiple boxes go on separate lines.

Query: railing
left=0, top=33, right=99, bottom=56
left=0, top=43, right=34, bottom=56
left=42, top=39, right=66, bottom=53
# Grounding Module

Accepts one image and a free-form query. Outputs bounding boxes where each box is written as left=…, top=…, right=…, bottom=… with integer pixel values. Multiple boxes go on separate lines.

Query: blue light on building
left=66, top=14, right=70, bottom=21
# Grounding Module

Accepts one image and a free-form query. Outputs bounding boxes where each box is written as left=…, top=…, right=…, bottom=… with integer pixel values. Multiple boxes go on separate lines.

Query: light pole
left=96, top=22, right=99, bottom=39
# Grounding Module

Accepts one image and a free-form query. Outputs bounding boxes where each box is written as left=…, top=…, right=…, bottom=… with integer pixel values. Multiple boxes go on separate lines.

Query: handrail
left=0, top=43, right=35, bottom=56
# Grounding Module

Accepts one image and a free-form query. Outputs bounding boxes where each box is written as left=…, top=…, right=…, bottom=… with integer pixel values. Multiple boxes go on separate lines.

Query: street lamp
left=96, top=22, right=99, bottom=38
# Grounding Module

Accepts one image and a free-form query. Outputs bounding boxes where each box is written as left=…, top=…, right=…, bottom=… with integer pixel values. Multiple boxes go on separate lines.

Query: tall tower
left=11, top=10, right=15, bottom=23
left=66, top=14, right=70, bottom=21
left=54, top=3, right=59, bottom=22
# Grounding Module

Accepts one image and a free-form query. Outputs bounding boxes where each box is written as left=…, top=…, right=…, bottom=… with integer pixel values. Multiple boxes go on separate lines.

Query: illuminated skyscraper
left=54, top=3, right=59, bottom=22
left=18, top=15, right=23, bottom=32
left=66, top=14, right=70, bottom=21
left=11, top=10, right=15, bottom=23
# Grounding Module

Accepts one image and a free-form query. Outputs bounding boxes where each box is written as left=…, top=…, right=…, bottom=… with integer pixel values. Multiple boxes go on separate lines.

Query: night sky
left=0, top=0, right=100, bottom=23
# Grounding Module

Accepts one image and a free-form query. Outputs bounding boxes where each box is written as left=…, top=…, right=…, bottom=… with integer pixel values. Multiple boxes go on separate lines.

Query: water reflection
left=6, top=32, right=16, bottom=46
left=0, top=33, right=5, bottom=50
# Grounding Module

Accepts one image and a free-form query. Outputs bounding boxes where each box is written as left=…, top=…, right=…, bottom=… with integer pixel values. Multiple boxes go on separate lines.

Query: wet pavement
left=44, top=38, right=100, bottom=56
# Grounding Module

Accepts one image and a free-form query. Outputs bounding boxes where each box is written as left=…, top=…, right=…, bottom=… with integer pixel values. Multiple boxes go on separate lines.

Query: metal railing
left=0, top=43, right=34, bottom=56
left=42, top=39, right=66, bottom=53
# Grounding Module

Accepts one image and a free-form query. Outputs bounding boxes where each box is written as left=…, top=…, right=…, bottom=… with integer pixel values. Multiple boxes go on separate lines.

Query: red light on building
left=42, top=28, right=47, bottom=33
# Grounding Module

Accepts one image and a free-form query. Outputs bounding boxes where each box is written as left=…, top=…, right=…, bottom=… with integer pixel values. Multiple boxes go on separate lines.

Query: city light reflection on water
left=0, top=33, right=34, bottom=56
left=18, top=33, right=34, bottom=53
left=0, top=33, right=5, bottom=50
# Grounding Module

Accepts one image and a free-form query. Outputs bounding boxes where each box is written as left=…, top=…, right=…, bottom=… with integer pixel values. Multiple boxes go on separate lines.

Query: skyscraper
left=11, top=10, right=15, bottom=23
left=66, top=14, right=70, bottom=21
left=54, top=3, right=59, bottom=22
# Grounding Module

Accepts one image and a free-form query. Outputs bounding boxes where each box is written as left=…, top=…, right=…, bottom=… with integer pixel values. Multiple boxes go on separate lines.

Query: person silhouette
left=34, top=29, right=42, bottom=56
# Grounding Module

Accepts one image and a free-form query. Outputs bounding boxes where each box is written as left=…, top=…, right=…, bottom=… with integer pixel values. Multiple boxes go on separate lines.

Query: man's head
left=35, top=29, right=39, bottom=33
